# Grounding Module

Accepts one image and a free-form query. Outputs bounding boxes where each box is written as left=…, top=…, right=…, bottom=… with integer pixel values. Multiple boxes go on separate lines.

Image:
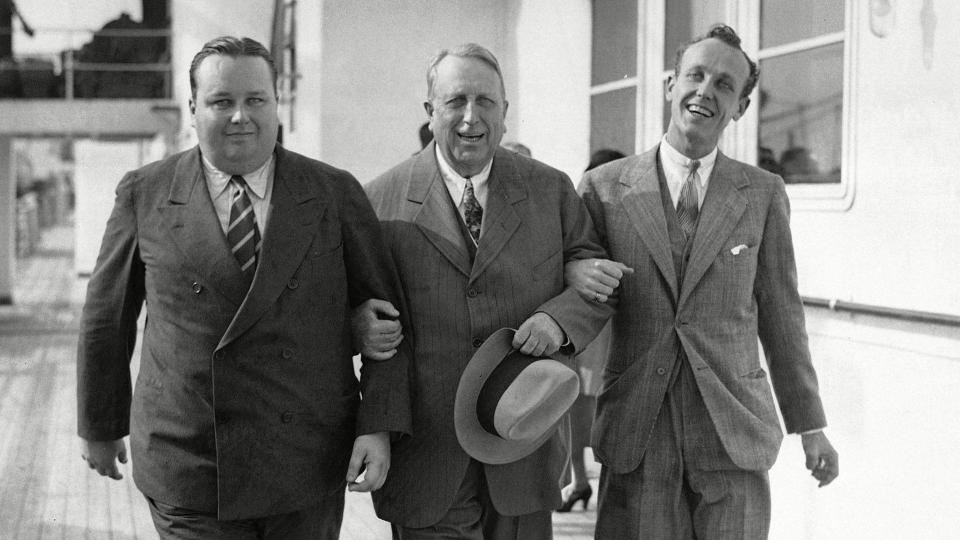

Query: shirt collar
left=201, top=153, right=275, bottom=199
left=434, top=145, right=493, bottom=187
left=660, top=135, right=717, bottom=177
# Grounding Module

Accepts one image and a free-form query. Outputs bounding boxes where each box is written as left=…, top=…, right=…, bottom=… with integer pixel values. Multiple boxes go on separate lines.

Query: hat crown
left=492, top=360, right=579, bottom=441
left=455, top=328, right=581, bottom=465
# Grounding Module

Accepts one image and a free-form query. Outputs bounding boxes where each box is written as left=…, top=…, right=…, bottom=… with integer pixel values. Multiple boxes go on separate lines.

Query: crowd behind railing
left=0, top=12, right=171, bottom=99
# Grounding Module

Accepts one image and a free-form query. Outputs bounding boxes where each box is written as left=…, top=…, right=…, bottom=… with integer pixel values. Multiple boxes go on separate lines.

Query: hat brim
left=454, top=328, right=571, bottom=465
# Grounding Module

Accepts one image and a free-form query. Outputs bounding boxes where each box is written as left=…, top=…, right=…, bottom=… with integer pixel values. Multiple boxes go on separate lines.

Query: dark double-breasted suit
left=364, top=144, right=612, bottom=528
left=580, top=146, right=826, bottom=477
left=77, top=145, right=410, bottom=520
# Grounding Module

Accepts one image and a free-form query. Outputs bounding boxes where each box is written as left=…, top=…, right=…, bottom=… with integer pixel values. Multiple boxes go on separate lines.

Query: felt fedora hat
left=454, top=328, right=580, bottom=465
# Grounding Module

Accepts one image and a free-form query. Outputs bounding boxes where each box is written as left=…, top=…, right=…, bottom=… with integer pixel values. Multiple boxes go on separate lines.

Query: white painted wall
left=509, top=0, right=592, bottom=181
left=768, top=310, right=960, bottom=539
left=791, top=0, right=960, bottom=317
left=74, top=140, right=149, bottom=275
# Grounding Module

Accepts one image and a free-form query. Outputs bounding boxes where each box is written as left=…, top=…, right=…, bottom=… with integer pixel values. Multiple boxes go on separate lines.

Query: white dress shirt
left=659, top=136, right=717, bottom=210
left=202, top=154, right=275, bottom=236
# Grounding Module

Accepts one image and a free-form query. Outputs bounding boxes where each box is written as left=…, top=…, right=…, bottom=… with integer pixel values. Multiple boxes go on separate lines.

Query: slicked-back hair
left=672, top=24, right=759, bottom=100
left=189, top=36, right=278, bottom=101
left=426, top=43, right=506, bottom=103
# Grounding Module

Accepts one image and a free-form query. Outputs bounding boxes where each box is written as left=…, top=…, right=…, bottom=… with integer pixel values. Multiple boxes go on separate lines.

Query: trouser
left=595, top=358, right=771, bottom=539
left=146, top=491, right=345, bottom=540
left=393, top=459, right=553, bottom=540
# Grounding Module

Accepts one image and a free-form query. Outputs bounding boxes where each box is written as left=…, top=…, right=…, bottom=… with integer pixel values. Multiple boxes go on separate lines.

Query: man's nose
left=230, top=105, right=249, bottom=124
left=462, top=100, right=478, bottom=123
left=696, top=78, right=712, bottom=98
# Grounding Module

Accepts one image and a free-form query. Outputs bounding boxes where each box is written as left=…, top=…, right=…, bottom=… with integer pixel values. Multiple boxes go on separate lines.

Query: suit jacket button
left=472, top=338, right=483, bottom=348
left=214, top=350, right=225, bottom=361
left=192, top=282, right=202, bottom=294
left=656, top=367, right=667, bottom=375
left=281, top=411, right=295, bottom=424
left=467, top=288, right=479, bottom=298
left=281, top=347, right=294, bottom=359
left=287, top=278, right=299, bottom=289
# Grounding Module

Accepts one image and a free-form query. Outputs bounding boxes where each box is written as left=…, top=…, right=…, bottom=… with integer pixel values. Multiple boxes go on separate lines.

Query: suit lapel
left=620, top=150, right=679, bottom=301
left=218, top=147, right=322, bottom=349
left=409, top=146, right=472, bottom=277
left=157, top=148, right=248, bottom=307
left=679, top=152, right=748, bottom=307
left=472, top=149, right=523, bottom=283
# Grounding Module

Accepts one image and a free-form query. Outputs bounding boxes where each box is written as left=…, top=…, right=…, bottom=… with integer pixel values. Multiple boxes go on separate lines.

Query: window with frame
left=589, top=0, right=638, bottom=157
left=757, top=0, right=845, bottom=185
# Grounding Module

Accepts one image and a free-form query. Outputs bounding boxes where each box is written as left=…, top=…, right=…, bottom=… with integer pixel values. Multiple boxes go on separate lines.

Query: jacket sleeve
left=535, top=170, right=615, bottom=354
left=338, top=173, right=412, bottom=438
left=76, top=172, right=145, bottom=441
left=755, top=179, right=827, bottom=433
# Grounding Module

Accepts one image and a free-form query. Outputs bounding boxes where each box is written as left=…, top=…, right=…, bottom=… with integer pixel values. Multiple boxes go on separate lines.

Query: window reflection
left=592, top=0, right=637, bottom=85
left=591, top=87, right=636, bottom=156
left=757, top=43, right=843, bottom=184
left=760, top=0, right=844, bottom=49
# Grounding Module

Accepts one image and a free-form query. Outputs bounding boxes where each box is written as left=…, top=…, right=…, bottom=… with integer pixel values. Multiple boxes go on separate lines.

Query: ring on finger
left=594, top=292, right=603, bottom=302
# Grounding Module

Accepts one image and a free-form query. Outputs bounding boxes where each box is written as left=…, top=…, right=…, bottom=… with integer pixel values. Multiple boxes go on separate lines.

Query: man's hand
left=513, top=312, right=565, bottom=357
left=81, top=438, right=127, bottom=480
left=565, top=258, right=634, bottom=303
left=346, top=431, right=390, bottom=492
left=801, top=431, right=839, bottom=487
left=351, top=299, right=403, bottom=360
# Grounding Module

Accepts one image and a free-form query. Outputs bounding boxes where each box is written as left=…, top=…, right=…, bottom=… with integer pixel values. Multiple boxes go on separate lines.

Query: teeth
left=687, top=104, right=713, bottom=117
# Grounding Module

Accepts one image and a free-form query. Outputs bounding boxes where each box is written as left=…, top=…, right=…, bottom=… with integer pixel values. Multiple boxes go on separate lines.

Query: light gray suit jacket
left=365, top=144, right=612, bottom=527
left=580, top=145, right=827, bottom=474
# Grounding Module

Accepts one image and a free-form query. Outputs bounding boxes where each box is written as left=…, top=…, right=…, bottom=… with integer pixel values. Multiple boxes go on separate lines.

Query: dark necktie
left=227, top=175, right=261, bottom=285
left=677, top=160, right=700, bottom=238
left=460, top=177, right=483, bottom=244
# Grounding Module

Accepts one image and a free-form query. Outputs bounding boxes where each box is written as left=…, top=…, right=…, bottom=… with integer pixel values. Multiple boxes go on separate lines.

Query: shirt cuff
left=800, top=428, right=824, bottom=435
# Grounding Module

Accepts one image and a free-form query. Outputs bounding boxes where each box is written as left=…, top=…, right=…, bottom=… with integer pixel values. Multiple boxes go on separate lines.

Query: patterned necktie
left=460, top=177, right=483, bottom=244
left=227, top=175, right=261, bottom=284
left=677, top=160, right=700, bottom=238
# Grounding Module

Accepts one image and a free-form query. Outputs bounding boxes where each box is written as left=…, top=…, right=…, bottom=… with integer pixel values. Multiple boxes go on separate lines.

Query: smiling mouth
left=686, top=104, right=714, bottom=118
left=458, top=133, right=485, bottom=143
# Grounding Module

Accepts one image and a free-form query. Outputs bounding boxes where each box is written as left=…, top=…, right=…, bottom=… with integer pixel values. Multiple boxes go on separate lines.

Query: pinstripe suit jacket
left=365, top=144, right=613, bottom=527
left=579, top=146, right=827, bottom=474
left=77, top=145, right=410, bottom=519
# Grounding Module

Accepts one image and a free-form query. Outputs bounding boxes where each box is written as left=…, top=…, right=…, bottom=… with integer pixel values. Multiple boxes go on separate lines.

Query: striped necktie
left=460, top=177, right=483, bottom=244
left=677, top=160, right=700, bottom=238
left=228, top=175, right=261, bottom=285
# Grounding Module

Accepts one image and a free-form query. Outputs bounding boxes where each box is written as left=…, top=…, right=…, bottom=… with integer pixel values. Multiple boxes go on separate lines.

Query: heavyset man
left=77, top=36, right=409, bottom=539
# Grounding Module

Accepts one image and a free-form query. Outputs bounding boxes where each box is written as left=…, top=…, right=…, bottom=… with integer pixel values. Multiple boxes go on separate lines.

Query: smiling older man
left=360, top=43, right=613, bottom=539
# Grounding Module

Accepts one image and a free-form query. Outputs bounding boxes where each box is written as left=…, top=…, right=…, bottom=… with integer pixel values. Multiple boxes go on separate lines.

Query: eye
left=718, top=80, right=734, bottom=92
left=478, top=96, right=496, bottom=106
left=685, top=71, right=703, bottom=82
left=247, top=97, right=265, bottom=106
left=447, top=96, right=466, bottom=107
left=211, top=99, right=232, bottom=109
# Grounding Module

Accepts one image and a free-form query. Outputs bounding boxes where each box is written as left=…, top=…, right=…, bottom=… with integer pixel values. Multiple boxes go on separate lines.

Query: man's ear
left=189, top=98, right=196, bottom=115
left=423, top=101, right=434, bottom=118
left=734, top=96, right=751, bottom=120
left=665, top=74, right=676, bottom=102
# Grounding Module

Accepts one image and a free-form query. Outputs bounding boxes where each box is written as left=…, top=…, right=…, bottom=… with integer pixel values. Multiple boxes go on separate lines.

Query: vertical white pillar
left=0, top=136, right=14, bottom=304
